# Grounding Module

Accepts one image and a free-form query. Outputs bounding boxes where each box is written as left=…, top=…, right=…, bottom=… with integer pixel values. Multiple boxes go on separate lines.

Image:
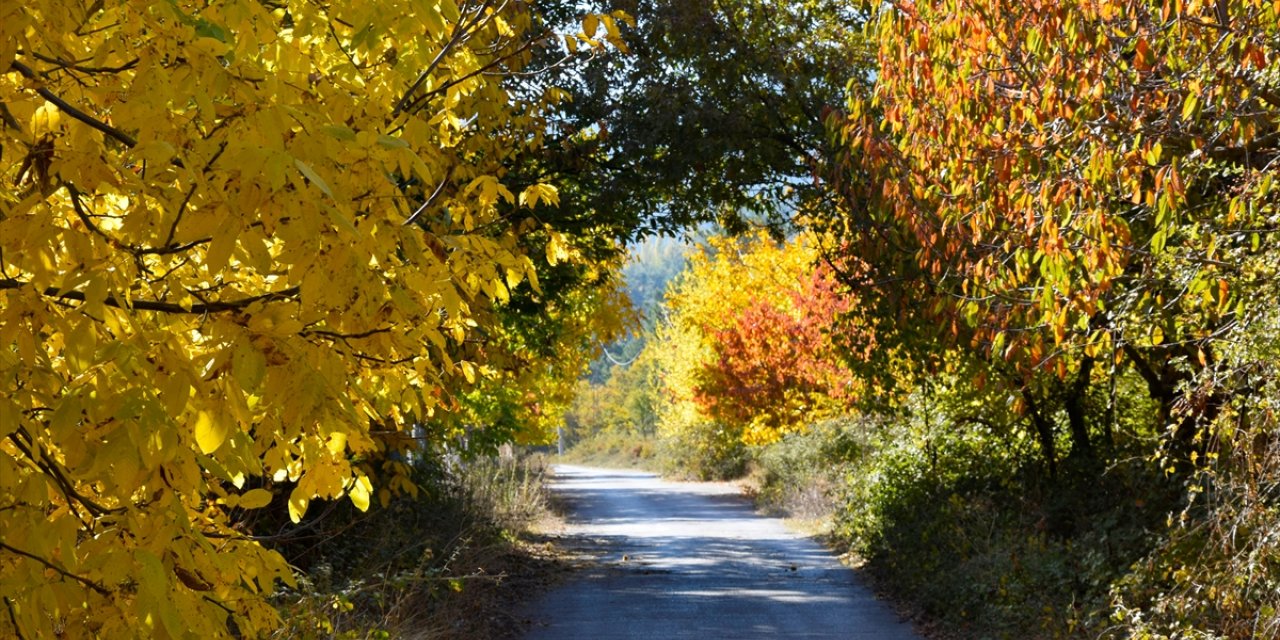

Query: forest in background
left=3, top=0, right=1280, bottom=638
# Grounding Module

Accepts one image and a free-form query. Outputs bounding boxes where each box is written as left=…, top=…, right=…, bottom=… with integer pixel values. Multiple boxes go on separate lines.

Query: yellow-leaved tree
left=0, top=0, right=625, bottom=636
left=654, top=232, right=851, bottom=477
left=455, top=254, right=636, bottom=450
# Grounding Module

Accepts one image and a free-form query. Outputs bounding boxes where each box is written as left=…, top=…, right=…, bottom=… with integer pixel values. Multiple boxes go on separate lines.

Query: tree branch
left=392, top=0, right=499, bottom=117
left=303, top=327, right=394, bottom=340
left=0, top=278, right=301, bottom=314
left=9, top=60, right=137, bottom=148
left=8, top=430, right=119, bottom=518
left=21, top=50, right=139, bottom=74
left=0, top=542, right=110, bottom=596
left=3, top=597, right=26, bottom=640
left=403, top=170, right=452, bottom=226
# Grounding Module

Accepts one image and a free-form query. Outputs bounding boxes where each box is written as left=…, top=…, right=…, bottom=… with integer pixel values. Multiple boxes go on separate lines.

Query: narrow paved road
left=520, top=465, right=921, bottom=639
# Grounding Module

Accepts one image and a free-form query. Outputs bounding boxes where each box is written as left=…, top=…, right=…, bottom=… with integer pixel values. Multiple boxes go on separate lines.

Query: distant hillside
left=623, top=235, right=692, bottom=317
left=586, top=236, right=691, bottom=382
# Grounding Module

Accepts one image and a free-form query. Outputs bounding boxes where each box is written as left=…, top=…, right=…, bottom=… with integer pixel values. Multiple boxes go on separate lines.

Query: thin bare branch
left=9, top=60, right=137, bottom=148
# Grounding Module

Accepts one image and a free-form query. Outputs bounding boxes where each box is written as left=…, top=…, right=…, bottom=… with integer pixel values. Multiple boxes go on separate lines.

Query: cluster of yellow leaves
left=0, top=0, right=619, bottom=636
left=461, top=253, right=636, bottom=448
left=654, top=231, right=842, bottom=446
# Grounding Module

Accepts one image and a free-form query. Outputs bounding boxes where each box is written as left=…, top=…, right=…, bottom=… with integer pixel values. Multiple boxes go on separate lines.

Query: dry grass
left=272, top=455, right=578, bottom=640
left=558, top=433, right=658, bottom=471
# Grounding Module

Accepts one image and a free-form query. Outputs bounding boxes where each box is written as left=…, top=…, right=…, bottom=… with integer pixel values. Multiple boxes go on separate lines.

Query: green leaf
left=294, top=159, right=334, bottom=198
left=376, top=134, right=409, bottom=149
left=321, top=124, right=357, bottom=141
left=1181, top=93, right=1198, bottom=120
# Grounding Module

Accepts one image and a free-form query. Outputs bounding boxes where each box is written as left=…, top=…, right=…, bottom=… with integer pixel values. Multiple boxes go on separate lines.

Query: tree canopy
left=815, top=0, right=1280, bottom=462
left=535, top=0, right=871, bottom=235
left=0, top=0, right=627, bottom=636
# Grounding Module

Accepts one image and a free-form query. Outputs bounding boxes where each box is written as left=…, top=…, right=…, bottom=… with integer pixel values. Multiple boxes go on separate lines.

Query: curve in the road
left=519, top=465, right=922, bottom=639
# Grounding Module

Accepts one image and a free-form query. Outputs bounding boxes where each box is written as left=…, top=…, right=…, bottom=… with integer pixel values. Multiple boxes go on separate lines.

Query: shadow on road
left=519, top=465, right=921, bottom=640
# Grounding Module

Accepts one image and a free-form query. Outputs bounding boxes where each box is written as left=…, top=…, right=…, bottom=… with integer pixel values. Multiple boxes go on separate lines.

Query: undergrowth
left=748, top=416, right=871, bottom=520
left=559, top=431, right=658, bottom=470
left=265, top=454, right=559, bottom=639
left=746, top=376, right=1190, bottom=640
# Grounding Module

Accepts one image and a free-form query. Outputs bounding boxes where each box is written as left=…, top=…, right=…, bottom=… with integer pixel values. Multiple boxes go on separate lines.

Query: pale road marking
left=519, top=465, right=922, bottom=639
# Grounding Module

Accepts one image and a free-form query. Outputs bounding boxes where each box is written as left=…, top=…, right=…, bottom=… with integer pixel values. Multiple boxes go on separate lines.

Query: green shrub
left=829, top=381, right=1175, bottom=639
left=753, top=415, right=874, bottom=518
left=1109, top=422, right=1280, bottom=638
left=658, top=419, right=748, bottom=480
left=1103, top=299, right=1280, bottom=640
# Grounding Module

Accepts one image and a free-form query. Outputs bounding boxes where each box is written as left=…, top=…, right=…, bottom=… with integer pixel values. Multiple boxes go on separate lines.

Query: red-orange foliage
left=826, top=0, right=1278, bottom=377
left=695, top=266, right=854, bottom=440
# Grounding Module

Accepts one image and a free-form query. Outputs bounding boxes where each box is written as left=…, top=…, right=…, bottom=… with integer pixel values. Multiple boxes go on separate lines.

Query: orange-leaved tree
left=696, top=265, right=855, bottom=444
left=822, top=0, right=1280, bottom=462
left=656, top=231, right=855, bottom=458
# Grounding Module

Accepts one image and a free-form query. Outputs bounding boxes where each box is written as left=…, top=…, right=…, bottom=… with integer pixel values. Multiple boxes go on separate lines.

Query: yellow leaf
left=194, top=411, right=228, bottom=454
left=238, top=488, right=274, bottom=510
left=612, top=9, right=636, bottom=27
left=287, top=488, right=310, bottom=523
left=205, top=225, right=239, bottom=275
left=546, top=232, right=569, bottom=266
left=519, top=184, right=559, bottom=208
left=326, top=432, right=348, bottom=456
left=0, top=400, right=17, bottom=438
left=602, top=14, right=621, bottom=39
left=348, top=475, right=372, bottom=512
left=232, top=343, right=267, bottom=392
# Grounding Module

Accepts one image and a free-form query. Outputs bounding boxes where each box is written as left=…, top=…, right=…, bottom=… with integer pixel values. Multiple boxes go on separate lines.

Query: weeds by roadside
left=557, top=432, right=657, bottom=471
left=744, top=396, right=1180, bottom=640
left=268, top=454, right=566, bottom=640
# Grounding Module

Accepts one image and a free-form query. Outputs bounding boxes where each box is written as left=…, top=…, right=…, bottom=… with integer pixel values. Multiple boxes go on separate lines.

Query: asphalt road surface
left=519, top=465, right=921, bottom=639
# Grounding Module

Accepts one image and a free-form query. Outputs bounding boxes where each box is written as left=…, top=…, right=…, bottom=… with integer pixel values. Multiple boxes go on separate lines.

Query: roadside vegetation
left=578, top=228, right=1278, bottom=638
left=268, top=454, right=559, bottom=639
left=543, top=2, right=1280, bottom=636
left=566, top=2, right=1280, bottom=638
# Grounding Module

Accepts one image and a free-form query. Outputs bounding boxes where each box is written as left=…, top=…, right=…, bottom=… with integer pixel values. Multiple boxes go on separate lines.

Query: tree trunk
left=1064, top=356, right=1095, bottom=462
left=1023, top=388, right=1057, bottom=477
